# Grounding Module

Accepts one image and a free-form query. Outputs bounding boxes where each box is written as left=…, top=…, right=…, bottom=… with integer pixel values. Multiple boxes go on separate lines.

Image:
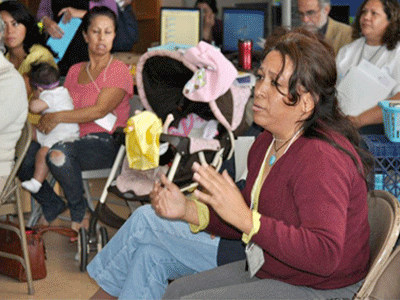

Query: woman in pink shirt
left=20, top=6, right=133, bottom=232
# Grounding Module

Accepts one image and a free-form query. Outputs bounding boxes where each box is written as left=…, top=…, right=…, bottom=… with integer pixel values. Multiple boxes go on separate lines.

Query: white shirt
left=336, top=37, right=400, bottom=115
left=0, top=52, right=28, bottom=177
left=36, top=86, right=79, bottom=147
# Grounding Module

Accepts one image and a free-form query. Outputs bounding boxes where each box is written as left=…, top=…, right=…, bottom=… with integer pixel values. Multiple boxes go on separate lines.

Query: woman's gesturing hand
left=150, top=174, right=189, bottom=220
left=192, top=162, right=253, bottom=234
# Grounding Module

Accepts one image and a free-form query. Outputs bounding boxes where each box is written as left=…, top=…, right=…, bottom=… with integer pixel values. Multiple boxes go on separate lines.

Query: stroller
left=77, top=42, right=252, bottom=270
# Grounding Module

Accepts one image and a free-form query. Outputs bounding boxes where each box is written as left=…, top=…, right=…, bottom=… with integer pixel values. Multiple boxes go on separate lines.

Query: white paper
left=257, top=38, right=266, bottom=49
left=234, top=136, right=255, bottom=182
left=94, top=113, right=117, bottom=131
left=245, top=242, right=265, bottom=278
left=337, top=59, right=396, bottom=116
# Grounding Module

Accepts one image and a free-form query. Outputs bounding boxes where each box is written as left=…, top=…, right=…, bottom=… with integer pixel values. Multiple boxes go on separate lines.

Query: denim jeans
left=87, top=205, right=220, bottom=300
left=18, top=132, right=119, bottom=223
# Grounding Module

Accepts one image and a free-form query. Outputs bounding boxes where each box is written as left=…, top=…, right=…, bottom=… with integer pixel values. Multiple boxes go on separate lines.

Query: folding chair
left=0, top=121, right=34, bottom=294
left=353, top=190, right=400, bottom=300
left=368, top=245, right=400, bottom=299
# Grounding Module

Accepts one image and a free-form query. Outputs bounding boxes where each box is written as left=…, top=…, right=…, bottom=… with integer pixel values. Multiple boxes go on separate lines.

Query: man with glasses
left=297, top=0, right=353, bottom=55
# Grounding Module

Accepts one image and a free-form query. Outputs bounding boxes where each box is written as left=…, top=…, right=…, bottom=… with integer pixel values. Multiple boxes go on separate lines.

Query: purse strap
left=34, top=226, right=78, bottom=238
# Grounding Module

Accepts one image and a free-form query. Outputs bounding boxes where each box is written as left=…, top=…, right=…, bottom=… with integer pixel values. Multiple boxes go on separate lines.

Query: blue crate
left=363, top=135, right=400, bottom=199
left=379, top=100, right=400, bottom=143
left=374, top=174, right=400, bottom=200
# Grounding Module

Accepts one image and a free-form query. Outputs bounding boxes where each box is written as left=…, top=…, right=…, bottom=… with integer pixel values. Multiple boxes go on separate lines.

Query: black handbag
left=113, top=5, right=139, bottom=52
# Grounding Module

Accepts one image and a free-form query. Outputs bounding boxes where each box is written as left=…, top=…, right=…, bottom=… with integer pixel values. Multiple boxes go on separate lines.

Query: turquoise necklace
left=268, top=129, right=303, bottom=166
left=269, top=138, right=291, bottom=166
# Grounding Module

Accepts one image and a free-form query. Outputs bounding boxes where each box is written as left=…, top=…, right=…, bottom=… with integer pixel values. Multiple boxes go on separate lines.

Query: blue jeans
left=18, top=133, right=119, bottom=222
left=87, top=205, right=220, bottom=300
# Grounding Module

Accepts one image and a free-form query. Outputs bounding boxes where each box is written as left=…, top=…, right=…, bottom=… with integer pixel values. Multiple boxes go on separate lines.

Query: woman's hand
left=58, top=7, right=87, bottom=23
left=192, top=162, right=253, bottom=234
left=42, top=16, right=64, bottom=39
left=37, top=112, right=60, bottom=134
left=150, top=174, right=189, bottom=220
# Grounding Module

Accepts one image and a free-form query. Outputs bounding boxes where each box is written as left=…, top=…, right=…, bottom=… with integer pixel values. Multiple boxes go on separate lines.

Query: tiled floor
left=0, top=179, right=141, bottom=299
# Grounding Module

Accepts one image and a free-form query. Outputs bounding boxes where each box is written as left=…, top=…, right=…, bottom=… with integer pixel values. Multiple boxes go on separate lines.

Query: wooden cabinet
left=131, top=0, right=161, bottom=53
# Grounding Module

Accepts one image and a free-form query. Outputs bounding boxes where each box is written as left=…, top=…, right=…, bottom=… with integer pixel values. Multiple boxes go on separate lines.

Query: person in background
left=18, top=6, right=133, bottom=232
left=336, top=0, right=400, bottom=134
left=0, top=0, right=57, bottom=125
left=195, top=0, right=222, bottom=47
left=112, top=0, right=138, bottom=52
left=21, top=62, right=79, bottom=194
left=297, top=0, right=353, bottom=55
left=36, top=0, right=119, bottom=75
left=0, top=14, right=28, bottom=192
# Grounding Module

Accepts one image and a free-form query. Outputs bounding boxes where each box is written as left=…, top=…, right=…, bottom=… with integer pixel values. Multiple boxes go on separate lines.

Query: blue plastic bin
left=379, top=100, right=400, bottom=142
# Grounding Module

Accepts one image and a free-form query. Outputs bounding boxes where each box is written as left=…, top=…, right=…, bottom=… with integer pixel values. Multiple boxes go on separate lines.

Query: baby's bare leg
left=33, top=146, right=50, bottom=183
left=21, top=146, right=50, bottom=193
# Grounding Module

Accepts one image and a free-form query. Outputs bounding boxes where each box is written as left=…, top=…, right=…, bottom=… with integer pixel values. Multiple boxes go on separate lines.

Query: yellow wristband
left=188, top=195, right=210, bottom=233
left=242, top=210, right=261, bottom=244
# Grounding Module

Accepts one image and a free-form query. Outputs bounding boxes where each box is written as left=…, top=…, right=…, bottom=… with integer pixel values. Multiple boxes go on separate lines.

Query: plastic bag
left=125, top=111, right=162, bottom=170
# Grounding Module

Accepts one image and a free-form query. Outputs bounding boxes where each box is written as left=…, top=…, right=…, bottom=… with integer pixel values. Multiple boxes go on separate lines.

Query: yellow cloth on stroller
left=125, top=111, right=162, bottom=170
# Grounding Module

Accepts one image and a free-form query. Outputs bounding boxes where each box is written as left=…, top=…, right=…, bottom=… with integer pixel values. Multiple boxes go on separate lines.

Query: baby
left=22, top=62, right=79, bottom=193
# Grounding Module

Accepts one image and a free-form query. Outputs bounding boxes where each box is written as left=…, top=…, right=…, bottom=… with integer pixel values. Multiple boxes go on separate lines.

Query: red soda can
left=238, top=39, right=252, bottom=70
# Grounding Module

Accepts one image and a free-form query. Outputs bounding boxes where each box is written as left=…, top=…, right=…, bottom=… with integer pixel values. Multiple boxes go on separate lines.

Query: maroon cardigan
left=206, top=130, right=370, bottom=289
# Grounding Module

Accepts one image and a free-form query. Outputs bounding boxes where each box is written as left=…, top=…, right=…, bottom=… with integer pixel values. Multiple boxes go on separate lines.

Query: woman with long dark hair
left=0, top=1, right=57, bottom=124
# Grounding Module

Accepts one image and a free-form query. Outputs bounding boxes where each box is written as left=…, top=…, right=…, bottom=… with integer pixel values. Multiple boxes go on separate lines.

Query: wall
left=163, top=0, right=185, bottom=7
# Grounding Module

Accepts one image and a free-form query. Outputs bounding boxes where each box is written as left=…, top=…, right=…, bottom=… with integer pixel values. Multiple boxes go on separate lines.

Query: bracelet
left=40, top=15, right=50, bottom=26
left=38, top=16, right=48, bottom=34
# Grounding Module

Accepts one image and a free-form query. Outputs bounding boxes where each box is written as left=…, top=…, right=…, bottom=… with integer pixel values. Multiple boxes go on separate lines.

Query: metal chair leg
left=15, top=183, right=34, bottom=294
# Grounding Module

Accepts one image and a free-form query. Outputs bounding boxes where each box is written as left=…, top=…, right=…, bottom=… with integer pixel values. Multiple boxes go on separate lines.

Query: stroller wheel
left=97, top=226, right=109, bottom=252
left=78, top=227, right=88, bottom=272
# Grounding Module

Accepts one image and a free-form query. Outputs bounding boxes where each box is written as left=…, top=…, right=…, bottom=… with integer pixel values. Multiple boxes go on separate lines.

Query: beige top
left=325, top=17, right=353, bottom=56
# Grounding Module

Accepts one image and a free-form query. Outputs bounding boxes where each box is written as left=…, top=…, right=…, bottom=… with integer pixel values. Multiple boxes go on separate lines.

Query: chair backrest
left=0, top=121, right=32, bottom=202
left=353, top=190, right=400, bottom=300
left=368, top=245, right=400, bottom=299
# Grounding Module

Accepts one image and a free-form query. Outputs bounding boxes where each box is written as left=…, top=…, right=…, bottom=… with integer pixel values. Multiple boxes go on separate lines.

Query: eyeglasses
left=297, top=8, right=321, bottom=19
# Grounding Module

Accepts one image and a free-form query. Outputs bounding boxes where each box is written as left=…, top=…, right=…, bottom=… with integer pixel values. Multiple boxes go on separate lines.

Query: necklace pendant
left=269, top=154, right=276, bottom=166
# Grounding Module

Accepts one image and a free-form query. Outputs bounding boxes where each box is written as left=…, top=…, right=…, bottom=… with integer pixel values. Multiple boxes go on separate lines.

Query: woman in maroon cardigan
left=155, top=27, right=374, bottom=299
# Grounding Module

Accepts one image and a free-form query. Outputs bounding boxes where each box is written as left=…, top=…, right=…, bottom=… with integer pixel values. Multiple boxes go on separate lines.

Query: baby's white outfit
left=36, top=86, right=79, bottom=147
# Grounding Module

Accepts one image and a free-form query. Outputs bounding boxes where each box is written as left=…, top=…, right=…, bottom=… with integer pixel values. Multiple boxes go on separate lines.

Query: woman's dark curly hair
left=0, top=1, right=52, bottom=55
left=352, top=0, right=400, bottom=50
left=263, top=27, right=374, bottom=179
